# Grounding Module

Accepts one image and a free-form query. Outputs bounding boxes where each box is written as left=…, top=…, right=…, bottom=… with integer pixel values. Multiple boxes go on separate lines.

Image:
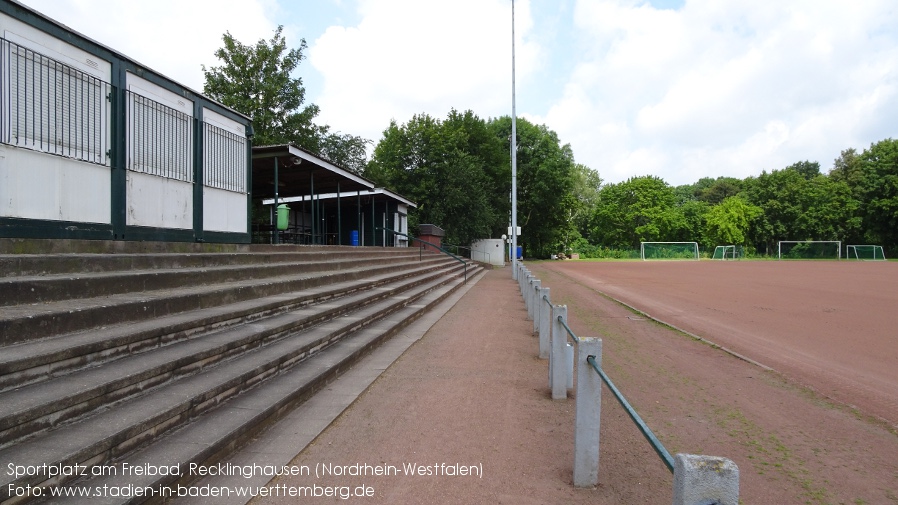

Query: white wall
left=0, top=146, right=111, bottom=223
left=472, top=239, right=506, bottom=266
left=203, top=187, right=245, bottom=233
left=126, top=171, right=192, bottom=229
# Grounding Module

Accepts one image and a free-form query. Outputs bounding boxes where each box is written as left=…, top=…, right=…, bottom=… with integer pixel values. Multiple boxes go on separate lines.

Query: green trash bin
left=276, top=204, right=290, bottom=231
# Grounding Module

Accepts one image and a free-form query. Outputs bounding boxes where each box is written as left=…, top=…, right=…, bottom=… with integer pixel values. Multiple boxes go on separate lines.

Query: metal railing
left=126, top=90, right=193, bottom=182
left=378, top=228, right=470, bottom=283
left=203, top=121, right=247, bottom=193
left=444, top=243, right=493, bottom=266
left=515, top=262, right=740, bottom=504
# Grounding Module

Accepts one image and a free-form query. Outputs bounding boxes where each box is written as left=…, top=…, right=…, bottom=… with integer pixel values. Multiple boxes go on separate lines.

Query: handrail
left=586, top=355, right=675, bottom=472
left=558, top=315, right=581, bottom=344
left=445, top=243, right=493, bottom=266
left=377, top=227, right=469, bottom=283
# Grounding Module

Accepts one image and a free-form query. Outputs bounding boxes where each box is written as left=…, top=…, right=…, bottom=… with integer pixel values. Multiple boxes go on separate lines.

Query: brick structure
left=417, top=224, right=445, bottom=252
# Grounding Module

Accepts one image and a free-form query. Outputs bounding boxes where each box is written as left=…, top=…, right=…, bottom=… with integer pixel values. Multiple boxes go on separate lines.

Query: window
left=1, top=37, right=110, bottom=165
left=203, top=121, right=246, bottom=193
left=126, top=89, right=193, bottom=182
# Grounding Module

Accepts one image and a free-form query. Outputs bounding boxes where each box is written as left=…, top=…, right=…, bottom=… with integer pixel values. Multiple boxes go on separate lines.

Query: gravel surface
left=253, top=264, right=898, bottom=504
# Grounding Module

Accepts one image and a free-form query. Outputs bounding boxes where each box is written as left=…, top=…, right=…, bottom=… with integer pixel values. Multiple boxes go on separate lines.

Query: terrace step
left=0, top=255, right=446, bottom=346
left=0, top=243, right=483, bottom=504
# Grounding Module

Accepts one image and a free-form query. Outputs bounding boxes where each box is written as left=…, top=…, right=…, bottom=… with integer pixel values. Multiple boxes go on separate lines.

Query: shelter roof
left=252, top=144, right=374, bottom=199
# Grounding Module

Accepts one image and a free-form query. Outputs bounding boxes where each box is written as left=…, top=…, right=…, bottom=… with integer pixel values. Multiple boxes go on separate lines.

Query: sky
left=17, top=0, right=898, bottom=186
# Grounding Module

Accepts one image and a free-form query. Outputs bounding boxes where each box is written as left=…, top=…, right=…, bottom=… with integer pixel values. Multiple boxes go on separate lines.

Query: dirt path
left=254, top=265, right=898, bottom=504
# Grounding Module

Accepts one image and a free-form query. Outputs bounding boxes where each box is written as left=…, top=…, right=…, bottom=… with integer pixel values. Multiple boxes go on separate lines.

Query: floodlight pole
left=511, top=0, right=519, bottom=280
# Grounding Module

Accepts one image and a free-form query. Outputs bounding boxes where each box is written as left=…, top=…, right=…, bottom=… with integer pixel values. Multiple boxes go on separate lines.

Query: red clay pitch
left=541, top=260, right=898, bottom=427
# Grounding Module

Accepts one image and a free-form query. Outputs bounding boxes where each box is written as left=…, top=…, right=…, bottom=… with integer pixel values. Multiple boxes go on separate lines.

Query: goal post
left=846, top=244, right=886, bottom=261
left=712, top=245, right=739, bottom=260
left=640, top=242, right=699, bottom=261
left=777, top=241, right=841, bottom=260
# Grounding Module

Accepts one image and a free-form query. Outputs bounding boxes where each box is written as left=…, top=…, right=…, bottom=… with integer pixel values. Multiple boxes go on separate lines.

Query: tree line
left=204, top=27, right=897, bottom=258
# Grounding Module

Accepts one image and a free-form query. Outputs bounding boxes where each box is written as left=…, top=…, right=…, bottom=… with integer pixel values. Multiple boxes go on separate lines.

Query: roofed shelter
left=252, top=144, right=415, bottom=247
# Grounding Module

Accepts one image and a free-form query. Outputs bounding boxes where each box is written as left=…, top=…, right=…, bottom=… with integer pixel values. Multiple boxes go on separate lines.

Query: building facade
left=0, top=0, right=253, bottom=243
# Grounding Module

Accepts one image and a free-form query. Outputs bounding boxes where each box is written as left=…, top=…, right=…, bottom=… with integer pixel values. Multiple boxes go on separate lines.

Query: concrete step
left=0, top=251, right=425, bottom=306
left=0, top=256, right=449, bottom=346
left=0, top=262, right=450, bottom=392
left=0, top=264, right=480, bottom=499
left=0, top=262, right=467, bottom=447
left=0, top=248, right=420, bottom=278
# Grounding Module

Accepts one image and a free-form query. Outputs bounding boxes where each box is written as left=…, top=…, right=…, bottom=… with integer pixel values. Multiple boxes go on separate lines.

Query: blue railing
left=516, top=262, right=739, bottom=503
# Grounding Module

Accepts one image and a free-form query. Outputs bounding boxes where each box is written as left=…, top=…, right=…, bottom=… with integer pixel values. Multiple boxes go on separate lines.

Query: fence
left=515, top=262, right=740, bottom=505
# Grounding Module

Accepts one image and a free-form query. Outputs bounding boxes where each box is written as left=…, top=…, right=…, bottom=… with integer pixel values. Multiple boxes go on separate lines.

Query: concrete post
left=532, top=280, right=541, bottom=333
left=538, top=287, right=550, bottom=359
left=550, top=304, right=568, bottom=400
left=672, top=454, right=739, bottom=505
left=573, top=337, right=602, bottom=488
left=526, top=276, right=535, bottom=320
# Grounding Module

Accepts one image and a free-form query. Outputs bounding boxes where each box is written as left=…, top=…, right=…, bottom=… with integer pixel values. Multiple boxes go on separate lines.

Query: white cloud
left=17, top=0, right=279, bottom=91
left=540, top=0, right=898, bottom=185
left=309, top=0, right=541, bottom=140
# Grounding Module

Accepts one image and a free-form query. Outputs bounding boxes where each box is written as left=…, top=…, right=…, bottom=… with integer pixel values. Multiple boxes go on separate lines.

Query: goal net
left=711, top=245, right=741, bottom=260
left=641, top=242, right=699, bottom=260
left=846, top=245, right=886, bottom=261
left=777, top=241, right=841, bottom=260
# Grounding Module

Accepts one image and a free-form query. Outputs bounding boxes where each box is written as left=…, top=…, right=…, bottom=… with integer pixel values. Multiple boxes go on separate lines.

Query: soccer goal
left=846, top=244, right=887, bottom=261
left=777, top=241, right=841, bottom=260
left=641, top=242, right=699, bottom=260
left=711, top=245, right=740, bottom=260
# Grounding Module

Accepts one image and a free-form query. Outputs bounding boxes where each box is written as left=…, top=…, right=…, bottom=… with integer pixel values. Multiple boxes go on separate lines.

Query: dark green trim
left=122, top=226, right=195, bottom=243
left=110, top=61, right=127, bottom=240
left=0, top=217, right=114, bottom=240
left=193, top=112, right=205, bottom=243
left=203, top=230, right=251, bottom=245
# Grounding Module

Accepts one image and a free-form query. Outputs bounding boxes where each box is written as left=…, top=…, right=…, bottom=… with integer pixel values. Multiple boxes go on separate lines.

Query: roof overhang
left=252, top=144, right=374, bottom=199
left=262, top=188, right=417, bottom=208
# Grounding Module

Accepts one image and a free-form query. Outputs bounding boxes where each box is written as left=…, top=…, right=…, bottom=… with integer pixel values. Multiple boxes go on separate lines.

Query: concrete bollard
left=526, top=276, right=535, bottom=320
left=672, top=454, right=739, bottom=505
left=550, top=304, right=568, bottom=400
left=532, top=280, right=541, bottom=334
left=538, top=287, right=551, bottom=359
left=573, top=337, right=602, bottom=487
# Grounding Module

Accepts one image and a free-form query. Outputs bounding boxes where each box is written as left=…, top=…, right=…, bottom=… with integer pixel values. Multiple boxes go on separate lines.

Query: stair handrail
left=377, top=227, right=469, bottom=283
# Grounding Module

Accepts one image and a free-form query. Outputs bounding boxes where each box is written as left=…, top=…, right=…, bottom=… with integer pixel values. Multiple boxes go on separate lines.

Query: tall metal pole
left=511, top=0, right=519, bottom=280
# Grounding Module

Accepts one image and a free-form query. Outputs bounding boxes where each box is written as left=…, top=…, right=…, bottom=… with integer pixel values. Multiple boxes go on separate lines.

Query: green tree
left=488, top=117, right=577, bottom=257
left=704, top=196, right=762, bottom=247
left=590, top=176, right=679, bottom=248
left=202, top=26, right=371, bottom=173
left=365, top=111, right=501, bottom=246
left=743, top=166, right=859, bottom=253
left=203, top=26, right=324, bottom=148
left=856, top=139, right=898, bottom=249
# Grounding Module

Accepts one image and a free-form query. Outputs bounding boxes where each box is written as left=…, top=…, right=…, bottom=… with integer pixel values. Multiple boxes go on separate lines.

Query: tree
left=365, top=111, right=501, bottom=246
left=856, top=139, right=898, bottom=248
left=203, top=26, right=324, bottom=148
left=743, top=166, right=859, bottom=253
left=202, top=26, right=372, bottom=174
left=590, top=176, right=680, bottom=248
left=704, top=196, right=762, bottom=247
left=785, top=160, right=821, bottom=180
left=489, top=117, right=578, bottom=257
